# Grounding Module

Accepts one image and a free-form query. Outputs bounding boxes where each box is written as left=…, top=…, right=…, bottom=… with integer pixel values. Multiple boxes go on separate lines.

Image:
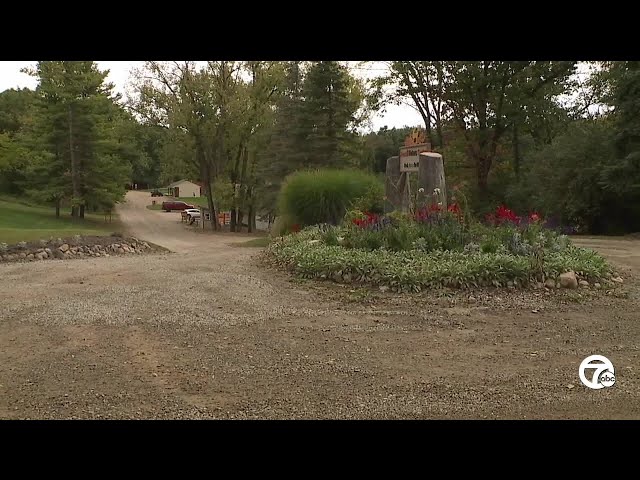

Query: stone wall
left=0, top=236, right=160, bottom=263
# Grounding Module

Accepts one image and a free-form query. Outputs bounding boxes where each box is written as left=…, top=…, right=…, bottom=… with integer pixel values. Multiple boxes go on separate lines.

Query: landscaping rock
left=26, top=253, right=34, bottom=261
left=379, top=286, right=389, bottom=293
left=612, top=276, right=624, bottom=284
left=59, top=244, right=70, bottom=253
left=342, top=273, right=352, bottom=283
left=594, top=282, right=602, bottom=289
left=44, top=248, right=52, bottom=255
left=544, top=279, right=556, bottom=289
left=579, top=280, right=589, bottom=287
left=559, top=271, right=578, bottom=289
left=117, top=248, right=125, bottom=254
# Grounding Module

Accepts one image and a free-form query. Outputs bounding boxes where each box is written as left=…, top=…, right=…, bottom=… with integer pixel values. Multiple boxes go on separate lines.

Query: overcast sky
left=0, top=61, right=423, bottom=132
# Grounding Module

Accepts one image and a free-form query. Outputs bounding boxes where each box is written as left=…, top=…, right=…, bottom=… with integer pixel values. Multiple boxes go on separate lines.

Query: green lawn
left=0, top=198, right=120, bottom=244
left=178, top=196, right=208, bottom=207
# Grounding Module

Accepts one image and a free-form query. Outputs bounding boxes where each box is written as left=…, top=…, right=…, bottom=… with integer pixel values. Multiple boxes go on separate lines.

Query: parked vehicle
left=162, top=200, right=195, bottom=212
left=184, top=208, right=201, bottom=218
left=182, top=208, right=201, bottom=223
left=151, top=190, right=164, bottom=197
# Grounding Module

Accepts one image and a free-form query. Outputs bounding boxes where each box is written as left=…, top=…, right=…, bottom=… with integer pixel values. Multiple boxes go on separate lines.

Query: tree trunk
left=476, top=156, right=490, bottom=195
left=69, top=104, right=79, bottom=219
left=418, top=152, right=447, bottom=209
left=230, top=207, right=237, bottom=232
left=55, top=199, right=60, bottom=218
left=248, top=204, right=254, bottom=233
left=203, top=162, right=217, bottom=231
left=512, top=123, right=521, bottom=179
left=237, top=210, right=244, bottom=232
left=79, top=204, right=85, bottom=219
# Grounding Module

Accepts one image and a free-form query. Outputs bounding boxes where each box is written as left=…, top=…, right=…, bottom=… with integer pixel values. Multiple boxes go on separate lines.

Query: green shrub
left=322, top=227, right=340, bottom=246
left=345, top=229, right=385, bottom=250
left=351, top=182, right=384, bottom=214
left=381, top=222, right=415, bottom=251
left=277, top=169, right=382, bottom=227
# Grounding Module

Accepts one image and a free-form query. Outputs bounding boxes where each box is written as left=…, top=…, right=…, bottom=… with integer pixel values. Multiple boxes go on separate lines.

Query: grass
left=178, top=196, right=208, bottom=207
left=0, top=198, right=120, bottom=244
left=232, top=237, right=271, bottom=248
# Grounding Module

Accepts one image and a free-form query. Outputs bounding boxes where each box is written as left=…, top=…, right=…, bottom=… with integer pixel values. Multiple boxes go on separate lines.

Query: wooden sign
left=400, top=128, right=431, bottom=172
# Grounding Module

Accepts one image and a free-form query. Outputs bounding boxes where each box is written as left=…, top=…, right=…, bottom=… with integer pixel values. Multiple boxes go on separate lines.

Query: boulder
left=544, top=278, right=556, bottom=289
left=59, top=244, right=70, bottom=253
left=26, top=253, right=35, bottom=261
left=117, top=247, right=125, bottom=254
left=44, top=248, right=52, bottom=255
left=70, top=247, right=78, bottom=254
left=579, top=280, right=589, bottom=287
left=559, top=271, right=578, bottom=289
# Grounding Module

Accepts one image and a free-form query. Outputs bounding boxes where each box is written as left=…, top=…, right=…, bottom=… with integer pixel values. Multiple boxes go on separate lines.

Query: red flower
left=448, top=203, right=461, bottom=214
left=494, top=205, right=520, bottom=225
left=529, top=212, right=541, bottom=223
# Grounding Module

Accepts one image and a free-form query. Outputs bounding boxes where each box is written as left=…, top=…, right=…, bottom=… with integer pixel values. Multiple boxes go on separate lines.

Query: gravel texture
left=0, top=192, right=639, bottom=419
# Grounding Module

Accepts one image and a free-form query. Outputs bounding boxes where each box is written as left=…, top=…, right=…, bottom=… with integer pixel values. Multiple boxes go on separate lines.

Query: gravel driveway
left=1, top=192, right=639, bottom=419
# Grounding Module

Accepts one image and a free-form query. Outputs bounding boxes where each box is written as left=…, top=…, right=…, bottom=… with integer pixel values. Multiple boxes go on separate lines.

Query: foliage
left=372, top=61, right=577, bottom=194
left=505, top=117, right=623, bottom=233
left=265, top=229, right=611, bottom=292
left=277, top=169, right=382, bottom=226
left=351, top=181, right=384, bottom=214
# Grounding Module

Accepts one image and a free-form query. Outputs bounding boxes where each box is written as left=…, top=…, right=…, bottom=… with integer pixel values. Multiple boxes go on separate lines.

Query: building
left=167, top=179, right=202, bottom=198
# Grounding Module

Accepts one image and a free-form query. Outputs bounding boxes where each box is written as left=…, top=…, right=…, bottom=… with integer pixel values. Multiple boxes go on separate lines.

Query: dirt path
left=0, top=193, right=639, bottom=419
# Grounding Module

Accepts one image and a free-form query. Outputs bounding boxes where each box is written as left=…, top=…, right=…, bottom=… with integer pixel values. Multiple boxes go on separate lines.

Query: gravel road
left=0, top=191, right=639, bottom=419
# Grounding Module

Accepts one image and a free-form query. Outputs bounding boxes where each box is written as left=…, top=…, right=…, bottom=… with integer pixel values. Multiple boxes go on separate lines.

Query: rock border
left=0, top=235, right=165, bottom=263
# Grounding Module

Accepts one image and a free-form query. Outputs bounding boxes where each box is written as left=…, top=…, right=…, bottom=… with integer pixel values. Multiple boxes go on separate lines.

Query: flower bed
left=264, top=204, right=613, bottom=292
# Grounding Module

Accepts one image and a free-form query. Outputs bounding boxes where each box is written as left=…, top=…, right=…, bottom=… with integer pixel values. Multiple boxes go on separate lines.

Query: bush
left=277, top=169, right=383, bottom=227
